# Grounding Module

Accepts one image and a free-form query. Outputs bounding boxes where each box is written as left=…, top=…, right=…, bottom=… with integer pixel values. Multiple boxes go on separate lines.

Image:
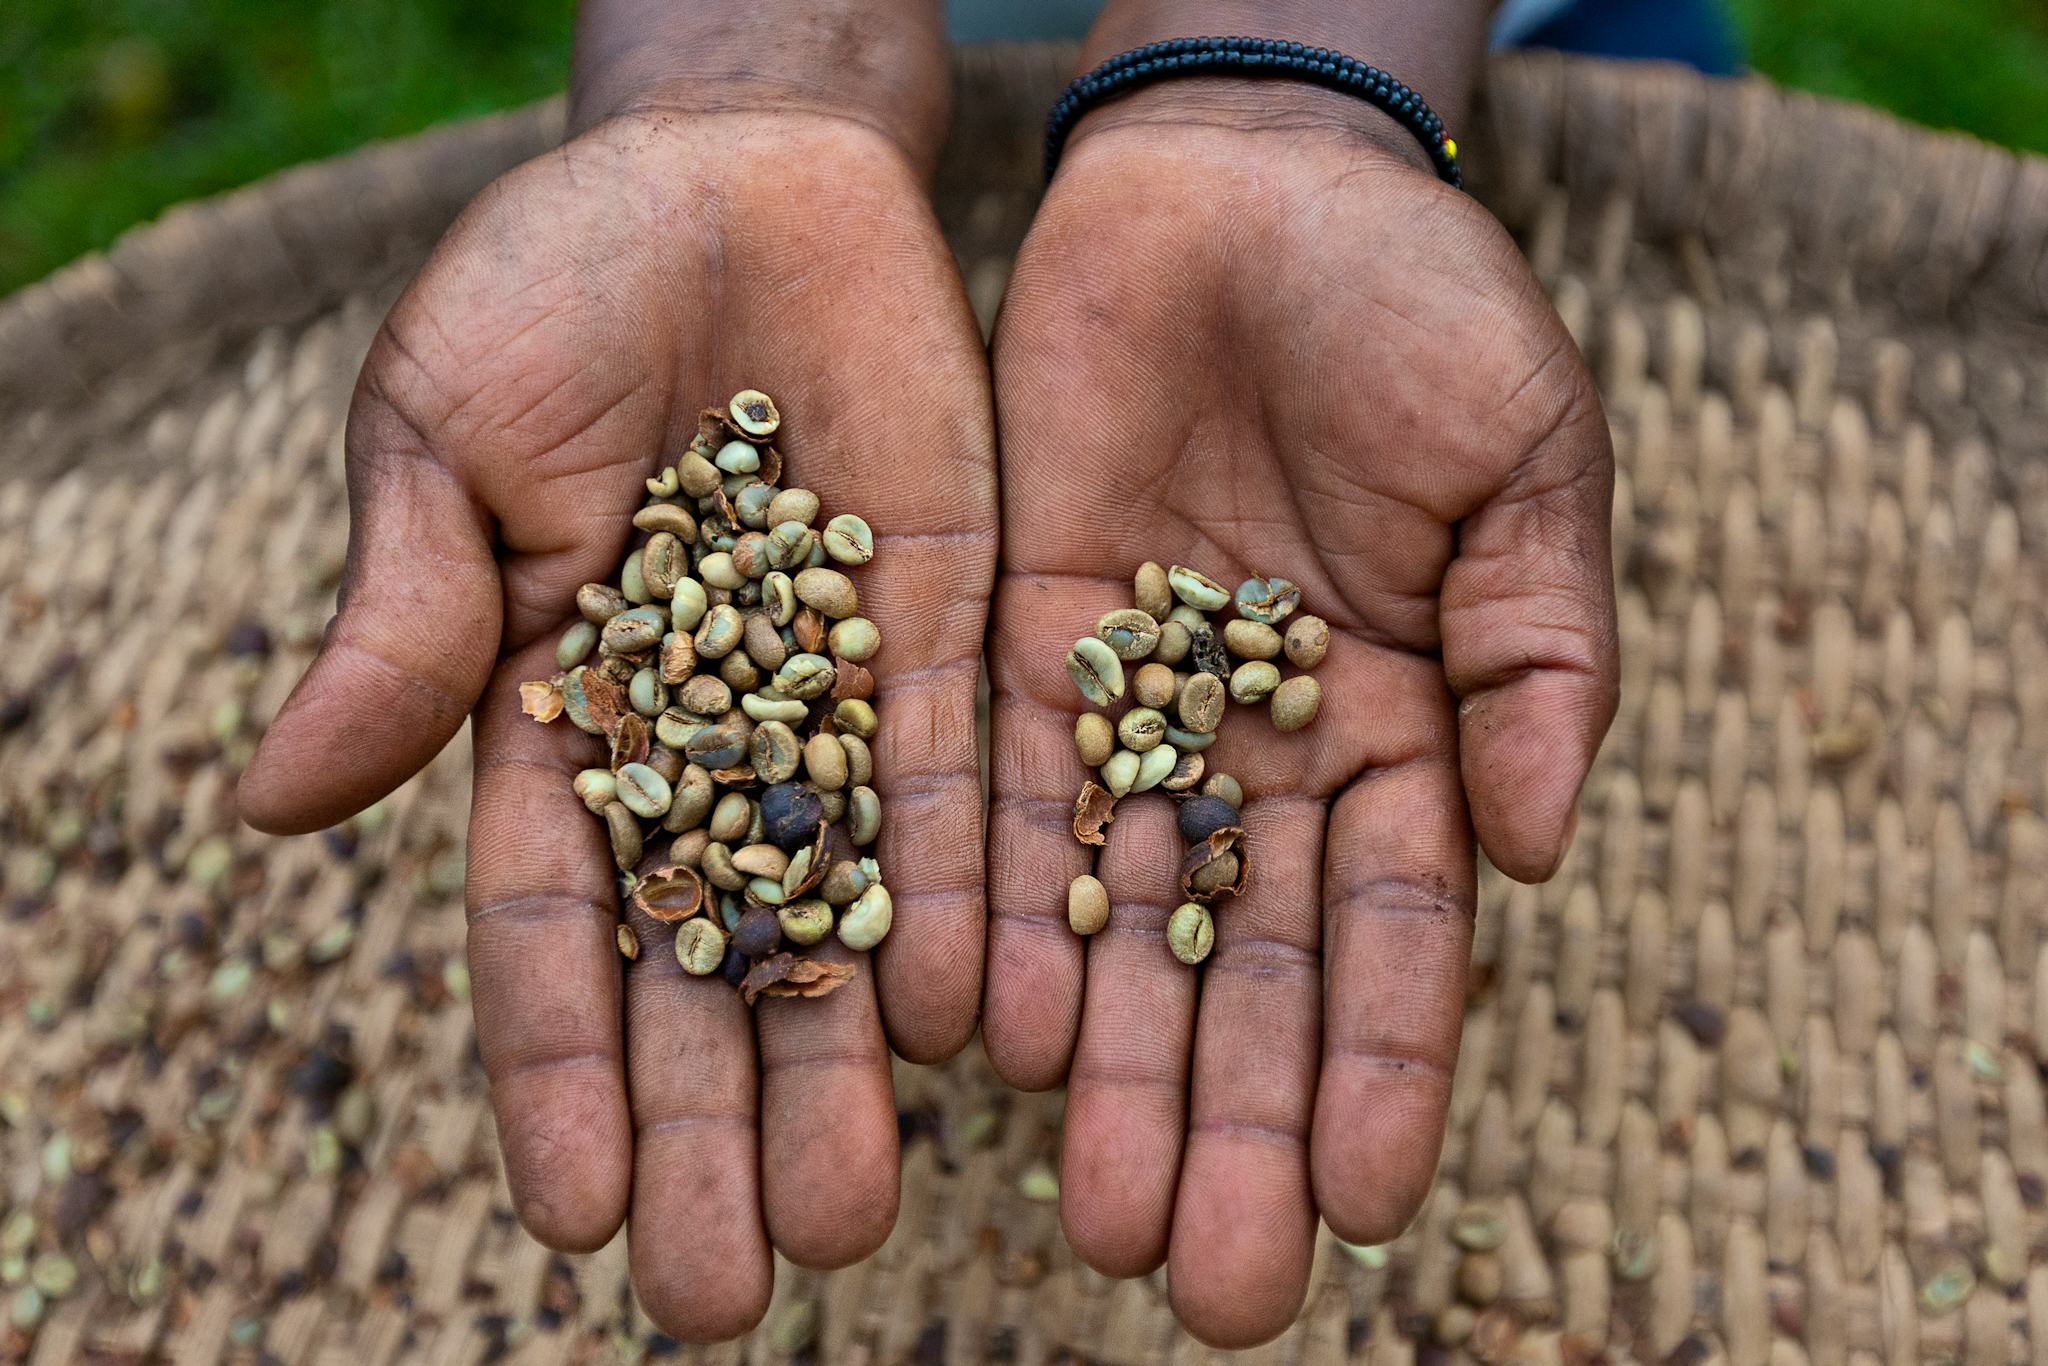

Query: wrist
left=570, top=0, right=952, bottom=169
left=1067, top=0, right=1490, bottom=168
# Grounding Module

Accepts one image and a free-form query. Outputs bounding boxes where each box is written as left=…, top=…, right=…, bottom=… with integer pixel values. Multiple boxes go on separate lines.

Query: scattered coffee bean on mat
left=524, top=389, right=885, bottom=1002
left=1062, top=563, right=1325, bottom=961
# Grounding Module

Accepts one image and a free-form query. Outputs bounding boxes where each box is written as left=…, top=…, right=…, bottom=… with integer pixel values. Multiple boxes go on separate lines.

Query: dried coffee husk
left=831, top=657, right=875, bottom=701
left=1073, top=781, right=1117, bottom=847
left=610, top=713, right=652, bottom=772
left=520, top=678, right=565, bottom=723
left=1179, top=826, right=1249, bottom=902
left=633, top=865, right=706, bottom=923
left=741, top=952, right=856, bottom=1005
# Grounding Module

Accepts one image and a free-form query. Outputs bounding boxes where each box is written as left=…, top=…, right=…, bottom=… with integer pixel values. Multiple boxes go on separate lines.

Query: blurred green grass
left=3, top=0, right=2047, bottom=295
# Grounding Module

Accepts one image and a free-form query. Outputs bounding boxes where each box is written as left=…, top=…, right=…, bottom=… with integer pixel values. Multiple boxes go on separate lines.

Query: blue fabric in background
left=946, top=0, right=1742, bottom=76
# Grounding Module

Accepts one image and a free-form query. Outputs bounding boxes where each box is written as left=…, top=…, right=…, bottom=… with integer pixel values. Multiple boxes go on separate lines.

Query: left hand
left=983, top=80, right=1619, bottom=1347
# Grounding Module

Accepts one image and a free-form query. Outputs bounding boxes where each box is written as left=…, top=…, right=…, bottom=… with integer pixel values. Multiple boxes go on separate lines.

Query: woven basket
left=3, top=43, right=2047, bottom=1364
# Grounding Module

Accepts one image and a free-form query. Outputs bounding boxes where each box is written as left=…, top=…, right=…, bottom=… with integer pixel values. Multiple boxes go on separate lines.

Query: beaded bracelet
left=1044, top=36, right=1462, bottom=189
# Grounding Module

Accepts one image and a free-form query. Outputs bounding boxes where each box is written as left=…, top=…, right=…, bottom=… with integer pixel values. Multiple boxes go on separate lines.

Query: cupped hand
left=239, top=106, right=995, bottom=1340
left=984, top=103, right=1618, bottom=1348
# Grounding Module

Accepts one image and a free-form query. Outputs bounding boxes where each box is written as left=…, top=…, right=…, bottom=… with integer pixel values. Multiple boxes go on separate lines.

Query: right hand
left=238, top=92, right=996, bottom=1340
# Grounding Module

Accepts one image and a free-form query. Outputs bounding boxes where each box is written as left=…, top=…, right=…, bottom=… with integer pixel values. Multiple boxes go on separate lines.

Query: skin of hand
left=983, top=0, right=1619, bottom=1349
left=237, top=1, right=995, bottom=1342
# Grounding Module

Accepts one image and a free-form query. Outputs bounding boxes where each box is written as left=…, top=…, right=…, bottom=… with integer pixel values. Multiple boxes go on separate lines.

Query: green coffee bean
left=578, top=582, right=629, bottom=624
left=734, top=482, right=777, bottom=529
left=677, top=450, right=721, bottom=498
left=605, top=802, right=643, bottom=871
left=685, top=720, right=751, bottom=770
left=766, top=521, right=815, bottom=571
left=635, top=503, right=699, bottom=540
left=848, top=785, right=881, bottom=845
left=834, top=699, right=878, bottom=738
left=767, top=487, right=820, bottom=527
left=1202, top=772, right=1244, bottom=808
left=730, top=531, right=771, bottom=579
left=838, top=883, right=893, bottom=950
left=719, top=651, right=761, bottom=693
left=1153, top=620, right=1192, bottom=666
left=699, top=552, right=746, bottom=590
left=732, top=843, right=790, bottom=880
left=762, top=571, right=797, bottom=626
left=741, top=689, right=808, bottom=723
left=694, top=604, right=743, bottom=659
left=819, top=858, right=871, bottom=906
left=1068, top=875, right=1110, bottom=935
left=1163, top=725, right=1216, bottom=753
left=839, top=734, right=874, bottom=786
left=1271, top=675, right=1321, bottom=732
left=778, top=898, right=833, bottom=946
left=746, top=876, right=788, bottom=906
left=828, top=616, right=881, bottom=663
left=675, top=919, right=727, bottom=975
left=602, top=606, right=667, bottom=655
left=1165, top=604, right=1207, bottom=631
left=620, top=548, right=653, bottom=604
left=743, top=613, right=788, bottom=672
left=677, top=674, right=731, bottom=715
left=1233, top=576, right=1300, bottom=625
left=821, top=514, right=874, bottom=565
left=643, top=533, right=689, bottom=598
left=629, top=668, right=669, bottom=717
left=655, top=707, right=710, bottom=750
left=1117, top=707, right=1168, bottom=754
left=714, top=439, right=761, bottom=473
left=1101, top=749, right=1140, bottom=798
left=750, top=721, right=802, bottom=784
left=662, top=765, right=717, bottom=833
left=1130, top=745, right=1176, bottom=793
left=1132, top=662, right=1176, bottom=708
left=616, top=763, right=673, bottom=818
left=1222, top=619, right=1283, bottom=661
left=1134, top=561, right=1172, bottom=619
left=1168, top=903, right=1214, bottom=964
left=1066, top=637, right=1125, bottom=707
left=1075, top=712, right=1115, bottom=767
left=1284, top=615, right=1330, bottom=669
left=1178, top=673, right=1226, bottom=733
left=794, top=566, right=858, bottom=617
left=775, top=653, right=837, bottom=700
left=573, top=768, right=617, bottom=814
left=804, top=734, right=848, bottom=790
left=702, top=841, right=745, bottom=891
left=557, top=620, right=599, bottom=669
left=670, top=579, right=709, bottom=631
left=1095, top=609, right=1161, bottom=661
left=1161, top=749, right=1204, bottom=792
left=1168, top=564, right=1229, bottom=610
left=1229, top=660, right=1281, bottom=703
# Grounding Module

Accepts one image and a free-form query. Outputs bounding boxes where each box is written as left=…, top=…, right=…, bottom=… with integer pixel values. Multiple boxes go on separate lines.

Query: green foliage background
left=3, top=0, right=2046, bottom=295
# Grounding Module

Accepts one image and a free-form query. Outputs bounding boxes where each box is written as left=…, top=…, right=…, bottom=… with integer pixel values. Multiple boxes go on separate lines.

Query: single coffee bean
left=1223, top=619, right=1283, bottom=661
left=848, top=785, right=882, bottom=845
left=659, top=631, right=697, bottom=685
left=663, top=765, right=717, bottom=833
left=750, top=720, right=802, bottom=783
left=643, top=533, right=689, bottom=598
left=766, top=521, right=816, bottom=571
left=1065, top=637, right=1125, bottom=707
left=804, top=733, right=849, bottom=790
left=643, top=744, right=685, bottom=786
left=1068, top=875, right=1110, bottom=936
left=702, top=841, right=746, bottom=891
left=727, top=388, right=781, bottom=438
left=742, top=613, right=788, bottom=673
left=1190, top=624, right=1231, bottom=679
left=1166, top=604, right=1207, bottom=631
left=733, top=905, right=782, bottom=957
left=714, top=439, right=761, bottom=474
left=820, top=859, right=871, bottom=906
left=1130, top=744, right=1176, bottom=793
left=577, top=582, right=630, bottom=624
left=1095, top=609, right=1161, bottom=662
left=620, top=548, right=653, bottom=604
left=676, top=674, right=730, bottom=716
left=1100, top=749, right=1140, bottom=798
left=1163, top=724, right=1216, bottom=753
left=834, top=699, right=879, bottom=738
left=1168, top=903, right=1215, bottom=965
left=1234, top=576, right=1301, bottom=625
left=694, top=603, right=744, bottom=659
left=1074, top=713, right=1115, bottom=767
left=688, top=720, right=753, bottom=774
left=709, top=792, right=752, bottom=843
left=738, top=532, right=781, bottom=579
left=775, top=652, right=837, bottom=700
left=792, top=606, right=826, bottom=654
left=1132, top=663, right=1176, bottom=709
left=838, top=883, right=893, bottom=950
left=1153, top=620, right=1192, bottom=666
left=604, top=801, right=643, bottom=871
left=1168, top=565, right=1230, bottom=610
left=557, top=620, right=598, bottom=670
left=1178, top=673, right=1226, bottom=733
left=627, top=669, right=667, bottom=717
left=1186, top=849, right=1241, bottom=899
left=1117, top=707, right=1168, bottom=754
left=634, top=503, right=698, bottom=540
left=1161, top=750, right=1205, bottom=792
left=828, top=616, right=881, bottom=663
left=654, top=707, right=708, bottom=750
left=821, top=514, right=874, bottom=565
left=618, top=922, right=642, bottom=960
left=675, top=919, right=729, bottom=975
left=1229, top=660, right=1281, bottom=703
left=741, top=689, right=807, bottom=723
left=670, top=578, right=709, bottom=631
left=676, top=451, right=722, bottom=498
left=732, top=843, right=790, bottom=880
left=616, top=763, right=673, bottom=818
left=1202, top=772, right=1244, bottom=808
left=767, top=487, right=820, bottom=527
left=719, top=651, right=761, bottom=693
left=1177, top=795, right=1240, bottom=844
left=760, top=782, right=825, bottom=851
left=698, top=551, right=747, bottom=591
left=602, top=606, right=667, bottom=655
left=669, top=828, right=711, bottom=867
left=1284, top=615, right=1330, bottom=669
left=597, top=653, right=637, bottom=685
left=1134, top=561, right=1173, bottom=620
left=647, top=466, right=680, bottom=498
left=761, top=571, right=797, bottom=626
left=794, top=566, right=859, bottom=618
left=573, top=768, right=617, bottom=814
left=839, top=737, right=872, bottom=790
left=777, top=898, right=833, bottom=946
left=1271, top=675, right=1322, bottom=732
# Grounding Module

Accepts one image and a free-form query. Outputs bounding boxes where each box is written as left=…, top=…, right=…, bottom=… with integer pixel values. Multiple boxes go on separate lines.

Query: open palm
left=239, top=109, right=995, bottom=1340
left=984, top=112, right=1618, bottom=1347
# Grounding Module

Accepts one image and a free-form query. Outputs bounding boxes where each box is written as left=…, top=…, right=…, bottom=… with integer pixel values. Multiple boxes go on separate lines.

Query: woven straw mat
left=5, top=43, right=2048, bottom=1366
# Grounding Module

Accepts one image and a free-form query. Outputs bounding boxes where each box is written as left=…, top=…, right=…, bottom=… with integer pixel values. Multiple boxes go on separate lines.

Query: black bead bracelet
left=1044, top=36, right=1462, bottom=189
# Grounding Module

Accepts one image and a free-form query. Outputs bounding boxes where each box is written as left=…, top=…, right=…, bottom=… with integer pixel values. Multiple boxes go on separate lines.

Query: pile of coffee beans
left=523, top=389, right=888, bottom=1003
left=1063, top=563, right=1325, bottom=965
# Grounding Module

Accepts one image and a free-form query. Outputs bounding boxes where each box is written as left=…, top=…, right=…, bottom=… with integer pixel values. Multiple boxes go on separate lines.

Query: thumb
left=1440, top=379, right=1618, bottom=883
left=240, top=357, right=501, bottom=834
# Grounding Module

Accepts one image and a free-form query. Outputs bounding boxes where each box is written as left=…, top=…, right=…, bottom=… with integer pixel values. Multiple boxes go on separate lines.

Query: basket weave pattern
left=2, top=46, right=2048, bottom=1364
